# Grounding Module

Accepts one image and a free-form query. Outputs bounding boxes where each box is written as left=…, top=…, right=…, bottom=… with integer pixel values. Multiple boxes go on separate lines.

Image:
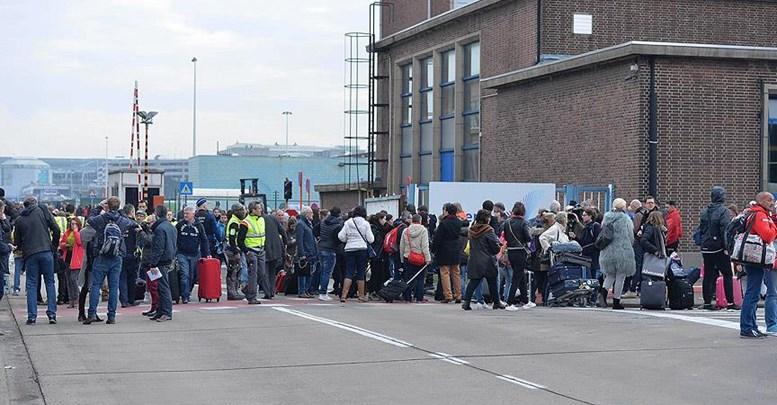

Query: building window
left=401, top=64, right=413, bottom=124
left=420, top=57, right=433, bottom=121
left=462, top=42, right=480, bottom=182
left=401, top=125, right=413, bottom=155
left=441, top=50, right=455, bottom=117
left=768, top=96, right=777, bottom=183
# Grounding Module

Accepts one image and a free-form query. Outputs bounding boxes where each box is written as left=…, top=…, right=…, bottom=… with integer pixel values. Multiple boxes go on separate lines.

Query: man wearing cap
left=225, top=203, right=247, bottom=300
left=194, top=198, right=221, bottom=263
left=237, top=201, right=267, bottom=304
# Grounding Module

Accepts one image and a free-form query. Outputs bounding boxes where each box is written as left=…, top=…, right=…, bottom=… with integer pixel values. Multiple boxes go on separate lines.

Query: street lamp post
left=282, top=111, right=292, bottom=156
left=192, top=57, right=197, bottom=157
left=137, top=111, right=158, bottom=203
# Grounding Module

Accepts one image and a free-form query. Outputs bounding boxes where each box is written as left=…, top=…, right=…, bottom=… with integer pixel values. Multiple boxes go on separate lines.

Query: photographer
left=565, top=204, right=585, bottom=240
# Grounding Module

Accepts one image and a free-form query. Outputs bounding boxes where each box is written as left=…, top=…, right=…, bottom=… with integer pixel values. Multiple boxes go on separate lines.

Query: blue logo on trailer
left=179, top=182, right=194, bottom=196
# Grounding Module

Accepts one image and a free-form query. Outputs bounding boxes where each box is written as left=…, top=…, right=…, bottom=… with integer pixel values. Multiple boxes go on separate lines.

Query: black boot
left=612, top=298, right=624, bottom=310
left=598, top=288, right=608, bottom=308
left=461, top=302, right=472, bottom=311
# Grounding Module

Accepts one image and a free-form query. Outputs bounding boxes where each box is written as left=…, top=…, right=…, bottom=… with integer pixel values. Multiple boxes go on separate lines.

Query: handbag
left=295, top=256, right=311, bottom=276
left=595, top=217, right=616, bottom=250
left=642, top=252, right=668, bottom=279
left=353, top=219, right=377, bottom=259
left=731, top=212, right=775, bottom=268
left=405, top=231, right=426, bottom=266
left=540, top=229, right=560, bottom=264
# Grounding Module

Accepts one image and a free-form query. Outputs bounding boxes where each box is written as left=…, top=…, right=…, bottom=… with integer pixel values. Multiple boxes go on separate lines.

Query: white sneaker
left=505, top=304, right=521, bottom=311
left=522, top=302, right=537, bottom=309
left=500, top=300, right=508, bottom=307
left=621, top=291, right=637, bottom=299
left=318, top=294, right=333, bottom=302
left=475, top=303, right=487, bottom=310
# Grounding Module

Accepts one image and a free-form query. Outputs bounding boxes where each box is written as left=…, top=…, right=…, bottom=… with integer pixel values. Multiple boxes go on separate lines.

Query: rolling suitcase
left=275, top=270, right=287, bottom=294
left=168, top=264, right=181, bottom=304
left=545, top=279, right=599, bottom=306
left=197, top=258, right=222, bottom=302
left=640, top=280, right=666, bottom=310
left=553, top=252, right=592, bottom=268
left=716, top=276, right=742, bottom=309
left=378, top=265, right=427, bottom=303
left=547, top=263, right=590, bottom=286
left=667, top=278, right=694, bottom=310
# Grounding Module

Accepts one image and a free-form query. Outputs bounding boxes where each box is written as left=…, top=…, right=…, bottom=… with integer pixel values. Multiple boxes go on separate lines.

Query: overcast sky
left=0, top=0, right=374, bottom=159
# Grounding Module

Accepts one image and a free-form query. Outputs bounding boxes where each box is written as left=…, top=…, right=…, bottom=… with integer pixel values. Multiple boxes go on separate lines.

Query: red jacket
left=746, top=205, right=777, bottom=244
left=59, top=229, right=84, bottom=270
left=665, top=209, right=683, bottom=245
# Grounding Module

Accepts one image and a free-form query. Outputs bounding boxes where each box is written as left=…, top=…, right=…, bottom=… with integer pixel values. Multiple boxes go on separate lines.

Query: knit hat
left=196, top=198, right=207, bottom=207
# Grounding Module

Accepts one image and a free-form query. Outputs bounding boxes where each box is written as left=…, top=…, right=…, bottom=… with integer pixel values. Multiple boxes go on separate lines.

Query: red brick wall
left=484, top=56, right=777, bottom=247
left=542, top=0, right=777, bottom=56
left=381, top=0, right=452, bottom=38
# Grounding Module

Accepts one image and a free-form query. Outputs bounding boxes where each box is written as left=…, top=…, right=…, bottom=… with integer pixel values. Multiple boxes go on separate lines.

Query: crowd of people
left=0, top=185, right=775, bottom=340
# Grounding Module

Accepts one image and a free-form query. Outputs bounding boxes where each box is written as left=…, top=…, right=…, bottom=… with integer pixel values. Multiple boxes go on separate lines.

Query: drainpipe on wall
left=648, top=56, right=658, bottom=198
left=536, top=0, right=542, bottom=64
left=428, top=0, right=432, bottom=19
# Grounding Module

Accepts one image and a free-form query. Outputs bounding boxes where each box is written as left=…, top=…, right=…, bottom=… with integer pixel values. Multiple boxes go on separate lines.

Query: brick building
left=372, top=0, right=777, bottom=245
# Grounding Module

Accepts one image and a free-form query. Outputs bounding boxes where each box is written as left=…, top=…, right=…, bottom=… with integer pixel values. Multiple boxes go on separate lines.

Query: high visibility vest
left=241, top=215, right=266, bottom=249
left=55, top=216, right=68, bottom=235
left=226, top=215, right=241, bottom=247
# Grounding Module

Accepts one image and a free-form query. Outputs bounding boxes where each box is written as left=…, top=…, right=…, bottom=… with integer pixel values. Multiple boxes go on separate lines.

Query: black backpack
left=700, top=206, right=726, bottom=252
left=724, top=212, right=753, bottom=253
left=99, top=219, right=123, bottom=257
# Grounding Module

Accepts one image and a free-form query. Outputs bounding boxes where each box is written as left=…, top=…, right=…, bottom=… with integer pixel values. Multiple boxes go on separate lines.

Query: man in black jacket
left=314, top=207, right=343, bottom=301
left=699, top=186, right=736, bottom=310
left=14, top=197, right=61, bottom=325
left=176, top=206, right=210, bottom=304
left=262, top=204, right=287, bottom=299
left=148, top=205, right=177, bottom=322
left=432, top=204, right=464, bottom=303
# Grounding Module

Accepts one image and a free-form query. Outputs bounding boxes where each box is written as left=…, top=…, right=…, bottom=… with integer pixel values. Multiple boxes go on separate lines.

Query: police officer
left=237, top=201, right=266, bottom=305
left=224, top=203, right=247, bottom=301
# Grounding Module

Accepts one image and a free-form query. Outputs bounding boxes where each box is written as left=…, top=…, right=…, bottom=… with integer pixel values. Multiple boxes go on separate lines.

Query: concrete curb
left=0, top=297, right=46, bottom=405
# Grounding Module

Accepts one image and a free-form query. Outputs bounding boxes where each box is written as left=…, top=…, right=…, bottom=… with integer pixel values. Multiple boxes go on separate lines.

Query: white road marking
left=595, top=308, right=768, bottom=331
left=272, top=307, right=413, bottom=348
left=428, top=352, right=469, bottom=365
left=496, top=375, right=546, bottom=390
left=200, top=306, right=237, bottom=310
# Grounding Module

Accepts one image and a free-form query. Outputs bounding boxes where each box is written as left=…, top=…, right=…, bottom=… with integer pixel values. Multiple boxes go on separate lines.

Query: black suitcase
left=546, top=279, right=599, bottom=306
left=667, top=279, right=694, bottom=310
left=378, top=265, right=427, bottom=303
left=553, top=252, right=592, bottom=268
left=640, top=280, right=666, bottom=310
left=547, top=263, right=590, bottom=286
left=168, top=266, right=180, bottom=304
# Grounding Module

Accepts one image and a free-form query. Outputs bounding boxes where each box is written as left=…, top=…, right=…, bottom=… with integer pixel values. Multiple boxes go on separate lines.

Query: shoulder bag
left=405, top=230, right=426, bottom=266
left=642, top=228, right=668, bottom=279
left=353, top=219, right=377, bottom=259
left=731, top=212, right=776, bottom=269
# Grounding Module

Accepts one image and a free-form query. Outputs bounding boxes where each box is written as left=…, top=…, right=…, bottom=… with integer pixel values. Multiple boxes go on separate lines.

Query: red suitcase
left=198, top=258, right=222, bottom=302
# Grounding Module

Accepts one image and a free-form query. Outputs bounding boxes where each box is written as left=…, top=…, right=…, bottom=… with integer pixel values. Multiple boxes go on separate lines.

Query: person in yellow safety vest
left=237, top=201, right=266, bottom=305
left=224, top=203, right=247, bottom=301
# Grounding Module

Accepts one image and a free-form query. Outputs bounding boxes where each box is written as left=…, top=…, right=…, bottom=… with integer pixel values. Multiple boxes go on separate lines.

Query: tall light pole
left=282, top=110, right=292, bottom=156
left=192, top=57, right=197, bottom=157
left=104, top=136, right=109, bottom=198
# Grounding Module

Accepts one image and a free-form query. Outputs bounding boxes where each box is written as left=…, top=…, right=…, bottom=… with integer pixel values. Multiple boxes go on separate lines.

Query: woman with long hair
left=59, top=217, right=84, bottom=308
left=337, top=206, right=375, bottom=302
left=462, top=210, right=504, bottom=310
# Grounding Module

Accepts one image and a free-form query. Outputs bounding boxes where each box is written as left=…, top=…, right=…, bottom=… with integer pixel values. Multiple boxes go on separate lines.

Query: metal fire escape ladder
left=367, top=2, right=394, bottom=195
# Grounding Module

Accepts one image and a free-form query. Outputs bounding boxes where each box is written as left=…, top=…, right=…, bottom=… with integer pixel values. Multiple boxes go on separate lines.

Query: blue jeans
left=764, top=269, right=777, bottom=329
left=499, top=264, right=512, bottom=302
left=388, top=254, right=402, bottom=280
left=460, top=265, right=485, bottom=304
left=344, top=250, right=369, bottom=281
left=741, top=265, right=768, bottom=334
left=402, top=262, right=426, bottom=302
left=89, top=255, right=122, bottom=320
left=240, top=253, right=248, bottom=283
left=176, top=253, right=199, bottom=301
left=319, top=250, right=337, bottom=295
left=14, top=257, right=23, bottom=292
left=298, top=275, right=311, bottom=295
left=156, top=263, right=174, bottom=318
left=24, top=252, right=56, bottom=320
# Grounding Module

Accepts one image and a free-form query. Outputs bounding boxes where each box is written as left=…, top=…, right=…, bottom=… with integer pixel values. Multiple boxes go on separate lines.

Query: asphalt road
left=1, top=280, right=776, bottom=405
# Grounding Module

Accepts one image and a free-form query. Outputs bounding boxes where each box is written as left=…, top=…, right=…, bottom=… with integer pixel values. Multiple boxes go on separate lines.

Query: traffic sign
left=42, top=189, right=58, bottom=196
left=179, top=182, right=194, bottom=196
left=88, top=189, right=96, bottom=198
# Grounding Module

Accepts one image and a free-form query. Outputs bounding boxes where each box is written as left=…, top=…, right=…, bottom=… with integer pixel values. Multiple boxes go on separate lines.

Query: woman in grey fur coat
left=598, top=198, right=635, bottom=310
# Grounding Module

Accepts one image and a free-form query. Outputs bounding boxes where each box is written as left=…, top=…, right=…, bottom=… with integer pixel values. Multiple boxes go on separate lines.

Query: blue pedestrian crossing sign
left=179, top=182, right=194, bottom=196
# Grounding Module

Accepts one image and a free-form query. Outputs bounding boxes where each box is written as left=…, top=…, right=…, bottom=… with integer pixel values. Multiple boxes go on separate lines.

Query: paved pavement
left=1, top=277, right=776, bottom=405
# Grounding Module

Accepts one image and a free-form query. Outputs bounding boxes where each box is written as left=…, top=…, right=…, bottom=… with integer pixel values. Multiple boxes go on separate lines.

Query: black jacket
left=87, top=210, right=134, bottom=257
left=577, top=221, right=601, bottom=269
left=149, top=218, right=177, bottom=267
left=466, top=224, right=501, bottom=279
left=315, top=215, right=343, bottom=253
left=699, top=186, right=730, bottom=253
left=640, top=223, right=666, bottom=256
left=431, top=215, right=464, bottom=265
left=176, top=220, right=209, bottom=256
left=262, top=214, right=288, bottom=261
left=502, top=217, right=531, bottom=250
left=14, top=204, right=60, bottom=259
